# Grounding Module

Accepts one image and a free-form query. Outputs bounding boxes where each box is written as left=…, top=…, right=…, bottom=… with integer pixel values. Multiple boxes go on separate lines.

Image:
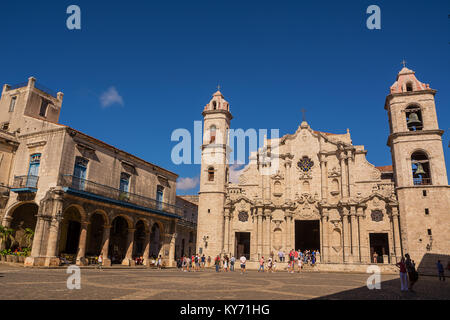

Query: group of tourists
left=177, top=254, right=207, bottom=272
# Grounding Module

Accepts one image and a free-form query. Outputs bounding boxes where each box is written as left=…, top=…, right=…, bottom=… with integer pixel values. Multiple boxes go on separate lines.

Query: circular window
left=238, top=211, right=249, bottom=222
left=297, top=156, right=314, bottom=172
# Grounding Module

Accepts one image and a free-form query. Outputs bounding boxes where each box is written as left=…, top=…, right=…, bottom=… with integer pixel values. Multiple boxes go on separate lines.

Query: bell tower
left=196, top=89, right=232, bottom=258
left=385, top=65, right=450, bottom=271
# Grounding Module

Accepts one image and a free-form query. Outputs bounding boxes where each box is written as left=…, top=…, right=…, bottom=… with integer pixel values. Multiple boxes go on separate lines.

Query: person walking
left=230, top=256, right=235, bottom=271
left=214, top=255, right=221, bottom=272
left=157, top=255, right=162, bottom=269
left=224, top=256, right=229, bottom=272
left=267, top=257, right=273, bottom=273
left=207, top=256, right=211, bottom=268
left=240, top=255, right=247, bottom=274
left=258, top=256, right=265, bottom=272
left=200, top=254, right=205, bottom=270
left=437, top=260, right=445, bottom=281
left=405, top=254, right=418, bottom=291
left=97, top=254, right=103, bottom=270
left=396, top=257, right=408, bottom=291
left=278, top=250, right=283, bottom=263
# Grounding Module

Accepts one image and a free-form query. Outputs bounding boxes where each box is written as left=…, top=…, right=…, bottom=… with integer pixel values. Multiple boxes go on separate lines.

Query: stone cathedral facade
left=196, top=67, right=450, bottom=273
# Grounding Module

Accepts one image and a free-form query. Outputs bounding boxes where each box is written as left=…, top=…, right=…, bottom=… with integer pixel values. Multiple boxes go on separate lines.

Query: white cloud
left=229, top=163, right=245, bottom=184
left=177, top=176, right=200, bottom=191
left=99, top=86, right=124, bottom=108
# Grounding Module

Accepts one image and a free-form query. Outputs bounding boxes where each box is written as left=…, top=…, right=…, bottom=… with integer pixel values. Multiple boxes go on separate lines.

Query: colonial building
left=0, top=77, right=194, bottom=267
left=196, top=67, right=450, bottom=273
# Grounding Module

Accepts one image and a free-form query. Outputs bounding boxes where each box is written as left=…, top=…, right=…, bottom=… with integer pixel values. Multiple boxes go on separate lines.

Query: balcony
left=413, top=178, right=432, bottom=186
left=60, top=175, right=182, bottom=218
left=11, top=175, right=39, bottom=193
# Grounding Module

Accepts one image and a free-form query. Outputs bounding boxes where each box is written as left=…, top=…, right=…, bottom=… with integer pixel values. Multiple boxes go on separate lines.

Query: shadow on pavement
left=313, top=276, right=450, bottom=300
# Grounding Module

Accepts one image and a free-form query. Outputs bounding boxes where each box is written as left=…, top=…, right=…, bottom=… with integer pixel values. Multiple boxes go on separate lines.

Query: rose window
left=238, top=211, right=249, bottom=222
left=297, top=156, right=314, bottom=172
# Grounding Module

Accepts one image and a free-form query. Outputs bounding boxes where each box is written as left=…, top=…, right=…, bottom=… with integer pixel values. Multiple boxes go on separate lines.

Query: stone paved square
left=0, top=264, right=449, bottom=300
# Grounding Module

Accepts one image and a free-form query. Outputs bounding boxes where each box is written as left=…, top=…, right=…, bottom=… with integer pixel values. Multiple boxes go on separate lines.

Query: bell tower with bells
left=196, top=87, right=232, bottom=259
left=385, top=63, right=450, bottom=268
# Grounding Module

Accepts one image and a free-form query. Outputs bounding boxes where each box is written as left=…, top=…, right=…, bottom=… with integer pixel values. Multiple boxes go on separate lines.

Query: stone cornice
left=387, top=129, right=445, bottom=146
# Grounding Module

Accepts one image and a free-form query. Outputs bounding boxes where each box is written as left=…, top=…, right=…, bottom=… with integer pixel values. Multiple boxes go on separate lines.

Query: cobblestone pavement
left=0, top=264, right=448, bottom=300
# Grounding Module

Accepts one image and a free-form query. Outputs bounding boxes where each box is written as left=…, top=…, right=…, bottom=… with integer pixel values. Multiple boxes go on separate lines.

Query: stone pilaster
left=257, top=209, right=263, bottom=259
left=391, top=207, right=402, bottom=262
left=321, top=209, right=330, bottom=263
left=143, top=231, right=151, bottom=266
left=342, top=207, right=350, bottom=263
left=122, top=228, right=135, bottom=266
left=350, top=206, right=360, bottom=263
left=320, top=155, right=328, bottom=201
left=223, top=208, right=230, bottom=254
left=101, top=225, right=111, bottom=266
left=76, top=221, right=90, bottom=266
left=357, top=207, right=369, bottom=263
left=263, top=208, right=272, bottom=257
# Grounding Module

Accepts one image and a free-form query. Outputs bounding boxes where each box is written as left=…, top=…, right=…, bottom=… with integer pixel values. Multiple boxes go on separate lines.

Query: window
left=156, top=185, right=164, bottom=209
left=26, top=153, right=41, bottom=188
left=212, top=101, right=217, bottom=110
left=208, top=167, right=214, bottom=181
left=208, top=209, right=211, bottom=213
left=238, top=211, right=249, bottom=222
left=209, top=125, right=216, bottom=143
left=119, top=172, right=130, bottom=192
left=423, top=190, right=427, bottom=197
left=9, top=96, right=17, bottom=112
left=405, top=105, right=423, bottom=131
left=406, top=82, right=413, bottom=92
left=73, top=156, right=88, bottom=190
left=427, top=229, right=432, bottom=236
left=425, top=208, right=429, bottom=215
left=1, top=122, right=9, bottom=131
left=411, top=151, right=431, bottom=185
left=39, top=98, right=49, bottom=117
left=371, top=210, right=384, bottom=222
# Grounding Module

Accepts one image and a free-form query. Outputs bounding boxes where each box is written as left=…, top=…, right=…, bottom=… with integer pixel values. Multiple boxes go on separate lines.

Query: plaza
left=0, top=263, right=448, bottom=300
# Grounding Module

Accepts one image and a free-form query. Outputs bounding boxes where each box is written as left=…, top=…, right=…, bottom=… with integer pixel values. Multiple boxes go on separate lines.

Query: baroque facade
left=196, top=67, right=450, bottom=273
left=0, top=77, right=197, bottom=267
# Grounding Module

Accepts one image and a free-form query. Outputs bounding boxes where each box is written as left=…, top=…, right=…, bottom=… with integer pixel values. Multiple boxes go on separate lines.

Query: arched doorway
left=133, top=220, right=146, bottom=258
left=8, top=203, right=38, bottom=251
left=86, top=213, right=105, bottom=256
left=59, top=206, right=82, bottom=256
left=109, top=216, right=128, bottom=264
left=149, top=223, right=162, bottom=258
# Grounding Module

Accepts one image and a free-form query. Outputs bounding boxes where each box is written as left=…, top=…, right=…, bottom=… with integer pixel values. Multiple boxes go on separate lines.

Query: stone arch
left=59, top=205, right=83, bottom=256
left=87, top=209, right=109, bottom=226
left=63, top=203, right=88, bottom=222
left=133, top=219, right=148, bottom=258
left=4, top=202, right=39, bottom=250
left=109, top=215, right=130, bottom=264
left=149, top=221, right=164, bottom=258
left=86, top=211, right=107, bottom=256
left=109, top=212, right=134, bottom=229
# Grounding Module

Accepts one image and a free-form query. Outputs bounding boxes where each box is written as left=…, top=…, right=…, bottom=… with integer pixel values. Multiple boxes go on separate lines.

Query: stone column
left=223, top=208, right=230, bottom=254
left=320, top=156, right=328, bottom=201
left=339, top=153, right=349, bottom=198
left=122, top=228, right=135, bottom=266
left=285, top=160, right=292, bottom=201
left=76, top=221, right=90, bottom=266
left=391, top=207, right=402, bottom=262
left=168, top=232, right=177, bottom=267
left=350, top=206, right=360, bottom=263
left=101, top=225, right=111, bottom=266
left=143, top=231, right=151, bottom=266
left=357, top=207, right=369, bottom=263
left=263, top=208, right=272, bottom=257
left=257, top=209, right=263, bottom=259
left=44, top=216, right=63, bottom=267
left=0, top=216, right=12, bottom=250
left=25, top=214, right=49, bottom=266
left=346, top=151, right=354, bottom=197
left=342, top=208, right=350, bottom=263
left=322, top=210, right=330, bottom=263
left=285, top=212, right=292, bottom=250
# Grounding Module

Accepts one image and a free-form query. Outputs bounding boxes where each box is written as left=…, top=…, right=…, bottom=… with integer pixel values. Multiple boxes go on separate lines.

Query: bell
left=414, top=162, right=426, bottom=175
left=407, top=112, right=422, bottom=126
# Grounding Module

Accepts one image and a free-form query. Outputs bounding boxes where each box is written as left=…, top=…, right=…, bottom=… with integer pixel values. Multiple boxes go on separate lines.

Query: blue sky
left=1, top=0, right=449, bottom=194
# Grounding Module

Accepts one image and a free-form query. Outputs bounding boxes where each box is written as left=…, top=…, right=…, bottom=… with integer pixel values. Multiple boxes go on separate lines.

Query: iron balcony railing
left=60, top=174, right=182, bottom=217
left=12, top=175, right=39, bottom=190
left=7, top=81, right=58, bottom=98
left=413, top=178, right=432, bottom=186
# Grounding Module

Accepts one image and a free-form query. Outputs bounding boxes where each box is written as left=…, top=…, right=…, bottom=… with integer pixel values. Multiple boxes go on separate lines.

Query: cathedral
left=196, top=66, right=450, bottom=273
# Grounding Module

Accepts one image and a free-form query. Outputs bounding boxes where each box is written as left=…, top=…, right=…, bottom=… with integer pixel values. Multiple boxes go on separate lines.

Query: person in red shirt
left=396, top=256, right=408, bottom=291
